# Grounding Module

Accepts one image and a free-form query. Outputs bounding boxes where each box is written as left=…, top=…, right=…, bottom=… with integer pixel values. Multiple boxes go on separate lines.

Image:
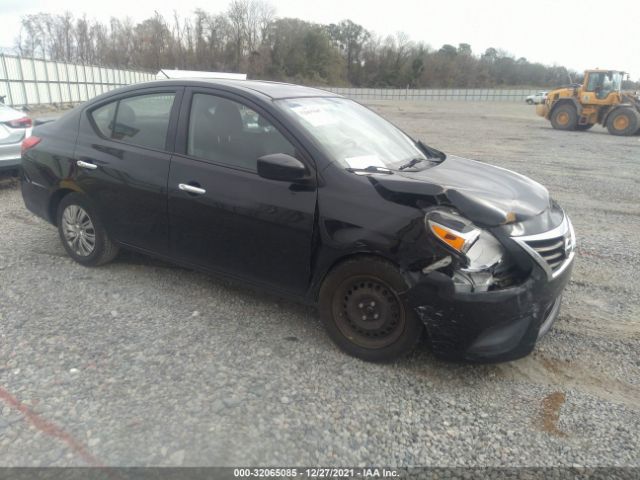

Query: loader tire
left=550, top=104, right=578, bottom=131
left=606, top=108, right=640, bottom=136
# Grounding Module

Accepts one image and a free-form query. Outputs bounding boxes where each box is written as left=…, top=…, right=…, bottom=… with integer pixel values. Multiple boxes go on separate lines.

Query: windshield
left=586, top=71, right=623, bottom=96
left=275, top=97, right=429, bottom=170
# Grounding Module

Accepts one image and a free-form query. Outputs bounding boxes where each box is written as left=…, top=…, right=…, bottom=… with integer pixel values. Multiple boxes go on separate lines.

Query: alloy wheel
left=61, top=205, right=96, bottom=257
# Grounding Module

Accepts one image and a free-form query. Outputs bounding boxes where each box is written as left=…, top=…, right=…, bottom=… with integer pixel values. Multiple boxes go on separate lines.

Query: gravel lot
left=1, top=101, right=639, bottom=467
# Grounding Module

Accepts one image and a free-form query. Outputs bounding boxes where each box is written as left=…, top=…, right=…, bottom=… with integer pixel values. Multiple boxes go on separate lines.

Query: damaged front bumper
left=406, top=254, right=573, bottom=363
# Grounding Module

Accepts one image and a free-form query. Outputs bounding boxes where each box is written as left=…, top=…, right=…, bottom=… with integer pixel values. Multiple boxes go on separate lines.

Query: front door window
left=187, top=93, right=296, bottom=170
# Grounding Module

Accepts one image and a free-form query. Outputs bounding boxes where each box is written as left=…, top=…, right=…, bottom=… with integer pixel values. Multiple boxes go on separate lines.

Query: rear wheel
left=606, top=108, right=640, bottom=136
left=57, top=193, right=119, bottom=266
left=550, top=104, right=578, bottom=131
left=319, top=257, right=424, bottom=362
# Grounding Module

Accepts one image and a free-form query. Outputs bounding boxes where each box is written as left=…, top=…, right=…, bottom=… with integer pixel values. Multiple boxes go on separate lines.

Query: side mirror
left=257, top=153, right=307, bottom=182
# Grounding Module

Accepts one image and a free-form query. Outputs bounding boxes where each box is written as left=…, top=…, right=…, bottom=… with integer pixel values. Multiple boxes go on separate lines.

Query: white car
left=0, top=103, right=32, bottom=172
left=525, top=91, right=548, bottom=105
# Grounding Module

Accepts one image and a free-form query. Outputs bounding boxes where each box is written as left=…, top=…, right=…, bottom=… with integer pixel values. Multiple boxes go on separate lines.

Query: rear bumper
left=0, top=126, right=28, bottom=170
left=21, top=172, right=52, bottom=222
left=0, top=143, right=21, bottom=170
left=406, top=259, right=573, bottom=363
left=0, top=160, right=20, bottom=171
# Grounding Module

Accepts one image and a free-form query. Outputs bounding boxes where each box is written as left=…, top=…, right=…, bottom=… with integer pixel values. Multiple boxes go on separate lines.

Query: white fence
left=0, top=54, right=541, bottom=107
left=0, top=54, right=155, bottom=107
left=321, top=87, right=539, bottom=102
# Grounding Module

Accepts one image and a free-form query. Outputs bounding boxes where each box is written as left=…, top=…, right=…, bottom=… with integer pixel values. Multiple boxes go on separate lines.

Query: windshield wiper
left=416, top=140, right=446, bottom=161
left=398, top=158, right=427, bottom=170
left=347, top=165, right=393, bottom=174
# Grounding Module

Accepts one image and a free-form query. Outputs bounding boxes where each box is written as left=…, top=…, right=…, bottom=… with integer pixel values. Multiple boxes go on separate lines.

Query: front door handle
left=77, top=160, right=98, bottom=170
left=178, top=183, right=206, bottom=195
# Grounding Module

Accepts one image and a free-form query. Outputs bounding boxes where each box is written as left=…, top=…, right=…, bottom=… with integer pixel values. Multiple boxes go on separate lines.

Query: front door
left=168, top=90, right=317, bottom=295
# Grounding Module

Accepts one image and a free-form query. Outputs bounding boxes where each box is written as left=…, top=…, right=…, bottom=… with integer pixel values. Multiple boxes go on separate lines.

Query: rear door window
left=89, top=92, right=176, bottom=151
left=112, top=94, right=175, bottom=150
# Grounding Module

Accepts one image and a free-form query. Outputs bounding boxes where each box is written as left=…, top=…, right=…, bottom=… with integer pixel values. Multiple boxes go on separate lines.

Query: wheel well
left=312, top=252, right=398, bottom=301
left=550, top=99, right=578, bottom=115
left=48, top=188, right=75, bottom=226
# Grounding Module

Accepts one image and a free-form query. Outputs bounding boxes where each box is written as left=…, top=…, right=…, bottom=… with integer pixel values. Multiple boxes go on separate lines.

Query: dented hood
left=373, top=155, right=551, bottom=226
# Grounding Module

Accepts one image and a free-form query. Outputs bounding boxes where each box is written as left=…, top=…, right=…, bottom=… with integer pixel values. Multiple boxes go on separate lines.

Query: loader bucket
left=535, top=103, right=549, bottom=118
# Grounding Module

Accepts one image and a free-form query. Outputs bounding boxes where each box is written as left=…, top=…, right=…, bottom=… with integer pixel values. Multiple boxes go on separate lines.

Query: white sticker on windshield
left=290, top=105, right=336, bottom=127
left=344, top=155, right=386, bottom=169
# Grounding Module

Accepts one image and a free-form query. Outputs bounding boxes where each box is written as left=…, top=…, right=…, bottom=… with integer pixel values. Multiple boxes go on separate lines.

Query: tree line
left=14, top=1, right=640, bottom=89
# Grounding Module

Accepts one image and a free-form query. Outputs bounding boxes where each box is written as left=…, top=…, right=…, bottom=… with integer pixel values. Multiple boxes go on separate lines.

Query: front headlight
left=426, top=210, right=504, bottom=268
left=426, top=210, right=480, bottom=255
left=425, top=210, right=510, bottom=291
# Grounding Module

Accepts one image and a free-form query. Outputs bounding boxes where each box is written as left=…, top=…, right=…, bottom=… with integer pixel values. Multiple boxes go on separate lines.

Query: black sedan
left=21, top=79, right=575, bottom=362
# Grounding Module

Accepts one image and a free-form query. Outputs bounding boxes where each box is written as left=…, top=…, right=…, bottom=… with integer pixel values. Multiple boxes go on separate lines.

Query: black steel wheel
left=334, top=275, right=405, bottom=349
left=319, top=257, right=423, bottom=362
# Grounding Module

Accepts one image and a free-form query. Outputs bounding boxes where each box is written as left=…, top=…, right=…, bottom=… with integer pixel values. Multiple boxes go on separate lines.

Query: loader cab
left=581, top=70, right=624, bottom=103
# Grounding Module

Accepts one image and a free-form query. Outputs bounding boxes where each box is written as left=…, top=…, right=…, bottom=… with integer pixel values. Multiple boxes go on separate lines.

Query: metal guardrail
left=320, top=87, right=540, bottom=102
left=0, top=54, right=155, bottom=107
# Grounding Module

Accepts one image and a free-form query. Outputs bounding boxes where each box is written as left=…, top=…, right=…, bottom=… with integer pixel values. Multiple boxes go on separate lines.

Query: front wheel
left=319, top=257, right=424, bottom=362
left=57, top=193, right=119, bottom=266
left=550, top=104, right=578, bottom=131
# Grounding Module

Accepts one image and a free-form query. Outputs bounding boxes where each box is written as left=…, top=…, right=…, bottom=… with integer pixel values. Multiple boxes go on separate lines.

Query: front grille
left=524, top=235, right=568, bottom=273
left=512, top=216, right=575, bottom=280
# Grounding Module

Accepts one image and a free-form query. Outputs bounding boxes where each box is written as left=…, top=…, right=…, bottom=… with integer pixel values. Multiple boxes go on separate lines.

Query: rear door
left=74, top=87, right=183, bottom=255
left=167, top=88, right=317, bottom=295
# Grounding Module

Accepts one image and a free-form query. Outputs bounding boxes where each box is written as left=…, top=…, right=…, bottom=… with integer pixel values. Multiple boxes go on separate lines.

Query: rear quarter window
left=90, top=101, right=117, bottom=138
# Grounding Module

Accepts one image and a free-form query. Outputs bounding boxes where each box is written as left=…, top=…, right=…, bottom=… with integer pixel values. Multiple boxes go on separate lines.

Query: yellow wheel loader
left=536, top=69, right=640, bottom=136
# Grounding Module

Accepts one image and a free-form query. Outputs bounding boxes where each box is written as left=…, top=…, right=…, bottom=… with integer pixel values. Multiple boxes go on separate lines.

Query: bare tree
left=227, top=0, right=248, bottom=70
left=11, top=1, right=612, bottom=88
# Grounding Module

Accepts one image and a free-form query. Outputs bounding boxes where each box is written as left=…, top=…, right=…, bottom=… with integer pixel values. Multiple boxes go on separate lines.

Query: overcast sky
left=1, top=0, right=638, bottom=80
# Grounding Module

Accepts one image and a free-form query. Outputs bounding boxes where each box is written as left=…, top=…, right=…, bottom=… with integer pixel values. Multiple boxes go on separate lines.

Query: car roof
left=120, top=78, right=340, bottom=100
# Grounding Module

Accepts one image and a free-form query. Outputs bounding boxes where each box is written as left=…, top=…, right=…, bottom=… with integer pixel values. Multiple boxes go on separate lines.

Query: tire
left=318, top=256, right=424, bottom=362
left=606, top=108, right=640, bottom=136
left=550, top=104, right=578, bottom=131
left=526, top=99, right=534, bottom=105
left=56, top=193, right=119, bottom=266
left=576, top=124, right=594, bottom=131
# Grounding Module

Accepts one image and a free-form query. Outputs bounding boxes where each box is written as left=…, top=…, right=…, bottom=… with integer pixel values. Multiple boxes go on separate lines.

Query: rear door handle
left=178, top=183, right=206, bottom=195
left=77, top=160, right=98, bottom=170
